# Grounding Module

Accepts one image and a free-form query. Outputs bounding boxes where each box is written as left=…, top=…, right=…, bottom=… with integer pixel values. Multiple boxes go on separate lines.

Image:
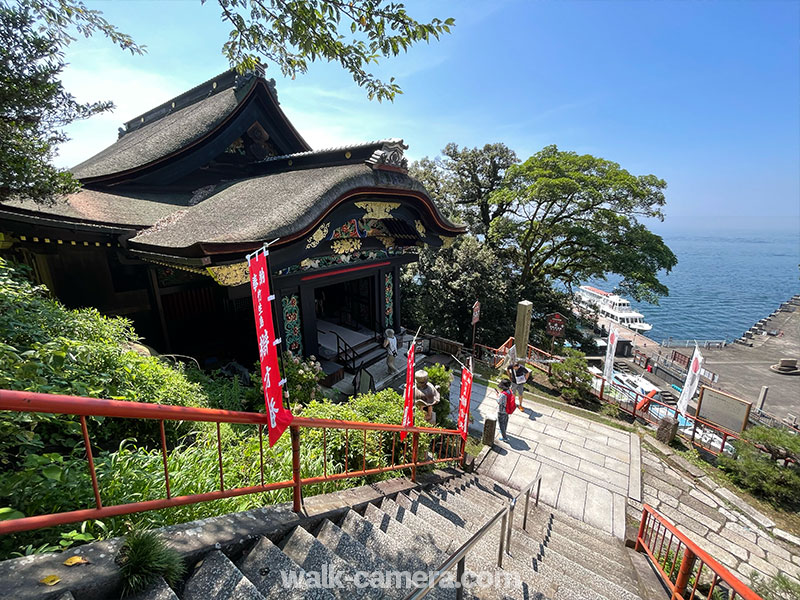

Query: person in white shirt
left=383, top=328, right=398, bottom=372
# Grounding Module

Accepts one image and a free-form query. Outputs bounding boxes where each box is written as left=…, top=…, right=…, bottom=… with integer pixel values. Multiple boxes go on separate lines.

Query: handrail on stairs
left=405, top=474, right=543, bottom=600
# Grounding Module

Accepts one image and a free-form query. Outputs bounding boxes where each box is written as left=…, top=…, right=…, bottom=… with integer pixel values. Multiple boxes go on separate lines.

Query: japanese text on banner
left=249, top=249, right=293, bottom=447
left=400, top=340, right=416, bottom=441
left=456, top=366, right=473, bottom=441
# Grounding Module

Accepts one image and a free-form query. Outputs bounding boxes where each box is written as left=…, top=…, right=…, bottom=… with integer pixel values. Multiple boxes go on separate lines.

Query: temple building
left=0, top=68, right=464, bottom=377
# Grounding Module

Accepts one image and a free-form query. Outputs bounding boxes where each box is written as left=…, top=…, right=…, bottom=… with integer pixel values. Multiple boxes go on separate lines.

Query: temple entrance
left=314, top=275, right=376, bottom=333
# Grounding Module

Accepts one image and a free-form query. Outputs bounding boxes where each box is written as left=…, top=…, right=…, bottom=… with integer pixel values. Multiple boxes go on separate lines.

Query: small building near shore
left=0, top=68, right=464, bottom=373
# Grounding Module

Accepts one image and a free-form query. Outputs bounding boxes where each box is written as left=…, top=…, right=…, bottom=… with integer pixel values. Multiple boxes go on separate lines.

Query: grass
left=464, top=435, right=484, bottom=458
left=116, top=529, right=184, bottom=597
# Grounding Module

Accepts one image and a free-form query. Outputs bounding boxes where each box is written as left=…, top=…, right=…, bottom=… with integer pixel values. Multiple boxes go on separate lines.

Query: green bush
left=280, top=351, right=325, bottom=408
left=548, top=348, right=593, bottom=404
left=750, top=571, right=800, bottom=600
left=718, top=426, right=800, bottom=508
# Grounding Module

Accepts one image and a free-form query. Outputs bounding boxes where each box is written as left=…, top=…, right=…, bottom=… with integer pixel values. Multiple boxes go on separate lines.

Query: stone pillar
left=515, top=300, right=533, bottom=359
left=757, top=386, right=769, bottom=412
left=482, top=419, right=497, bottom=446
left=656, top=417, right=679, bottom=445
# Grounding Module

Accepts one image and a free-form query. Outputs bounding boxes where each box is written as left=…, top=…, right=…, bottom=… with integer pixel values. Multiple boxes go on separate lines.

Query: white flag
left=677, top=346, right=704, bottom=416
left=603, top=327, right=619, bottom=383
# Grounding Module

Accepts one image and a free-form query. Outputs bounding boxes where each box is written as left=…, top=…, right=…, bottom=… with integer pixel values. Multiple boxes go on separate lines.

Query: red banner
left=400, top=340, right=416, bottom=441
left=456, top=366, right=473, bottom=441
left=249, top=249, right=293, bottom=447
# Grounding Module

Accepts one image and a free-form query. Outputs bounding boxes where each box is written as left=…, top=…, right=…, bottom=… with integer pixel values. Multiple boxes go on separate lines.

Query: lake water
left=589, top=223, right=800, bottom=343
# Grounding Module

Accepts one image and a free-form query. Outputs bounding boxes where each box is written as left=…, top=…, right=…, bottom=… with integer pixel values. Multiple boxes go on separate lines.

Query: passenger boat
left=574, top=285, right=653, bottom=332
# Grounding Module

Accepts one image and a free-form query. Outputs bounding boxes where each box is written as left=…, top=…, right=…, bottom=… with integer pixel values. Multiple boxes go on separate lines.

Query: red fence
left=636, top=504, right=762, bottom=600
left=0, top=389, right=465, bottom=535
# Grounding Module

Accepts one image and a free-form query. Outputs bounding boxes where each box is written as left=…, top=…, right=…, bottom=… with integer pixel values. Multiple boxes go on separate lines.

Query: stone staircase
left=120, top=473, right=655, bottom=600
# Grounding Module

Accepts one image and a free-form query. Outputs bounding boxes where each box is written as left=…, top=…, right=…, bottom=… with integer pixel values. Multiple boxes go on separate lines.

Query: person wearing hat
left=496, top=378, right=514, bottom=442
left=507, top=358, right=530, bottom=411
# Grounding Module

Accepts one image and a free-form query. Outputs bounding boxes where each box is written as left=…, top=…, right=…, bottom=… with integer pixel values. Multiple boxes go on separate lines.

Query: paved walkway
left=450, top=380, right=641, bottom=539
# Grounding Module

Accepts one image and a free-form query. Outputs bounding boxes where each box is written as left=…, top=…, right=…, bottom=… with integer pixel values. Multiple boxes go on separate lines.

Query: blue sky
left=56, top=0, right=799, bottom=227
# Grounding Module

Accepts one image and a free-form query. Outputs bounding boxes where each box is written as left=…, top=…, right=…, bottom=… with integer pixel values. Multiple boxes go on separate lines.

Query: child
left=496, top=378, right=515, bottom=442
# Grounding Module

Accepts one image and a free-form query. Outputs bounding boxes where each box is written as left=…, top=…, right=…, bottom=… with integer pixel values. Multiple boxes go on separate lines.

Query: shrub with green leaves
left=718, top=425, right=800, bottom=508
left=750, top=571, right=800, bottom=600
left=548, top=348, right=593, bottom=404
left=280, top=351, right=325, bottom=408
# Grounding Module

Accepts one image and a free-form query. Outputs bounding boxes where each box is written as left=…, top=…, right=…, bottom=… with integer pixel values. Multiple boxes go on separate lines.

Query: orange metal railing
left=636, top=504, right=762, bottom=600
left=0, top=389, right=465, bottom=535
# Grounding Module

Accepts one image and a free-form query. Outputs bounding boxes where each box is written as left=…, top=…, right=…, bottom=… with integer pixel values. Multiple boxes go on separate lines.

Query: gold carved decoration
left=331, top=238, right=362, bottom=254
left=415, top=220, right=426, bottom=237
left=306, top=222, right=330, bottom=249
left=377, top=236, right=395, bottom=249
left=355, top=201, right=400, bottom=220
left=439, top=235, right=455, bottom=248
left=207, top=262, right=250, bottom=286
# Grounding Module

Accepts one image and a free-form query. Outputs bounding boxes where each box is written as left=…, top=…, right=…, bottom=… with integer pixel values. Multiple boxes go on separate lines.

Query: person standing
left=383, top=328, right=398, bottom=373
left=507, top=359, right=530, bottom=411
left=496, top=378, right=514, bottom=442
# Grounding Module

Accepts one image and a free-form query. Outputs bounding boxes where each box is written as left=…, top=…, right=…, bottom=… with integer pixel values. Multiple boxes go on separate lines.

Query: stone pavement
left=450, top=380, right=641, bottom=539
left=630, top=443, right=800, bottom=586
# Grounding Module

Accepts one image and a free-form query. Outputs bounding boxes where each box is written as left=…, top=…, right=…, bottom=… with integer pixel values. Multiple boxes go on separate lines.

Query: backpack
left=503, top=389, right=516, bottom=414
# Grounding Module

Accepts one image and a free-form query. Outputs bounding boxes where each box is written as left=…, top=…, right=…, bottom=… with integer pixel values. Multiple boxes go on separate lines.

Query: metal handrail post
left=291, top=425, right=302, bottom=512
left=455, top=557, right=465, bottom=600
left=671, top=547, right=697, bottom=599
left=522, top=488, right=531, bottom=531
left=506, top=499, right=515, bottom=549
left=498, top=513, right=507, bottom=568
left=635, top=508, right=648, bottom=551
left=536, top=477, right=541, bottom=506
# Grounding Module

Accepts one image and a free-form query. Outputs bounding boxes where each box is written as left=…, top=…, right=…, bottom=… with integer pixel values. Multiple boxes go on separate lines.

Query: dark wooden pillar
left=147, top=267, right=171, bottom=352
left=299, top=284, right=318, bottom=358
left=393, top=264, right=402, bottom=332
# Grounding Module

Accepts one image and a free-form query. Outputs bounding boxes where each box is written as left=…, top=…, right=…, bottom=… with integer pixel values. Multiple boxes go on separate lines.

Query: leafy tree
left=490, top=145, right=677, bottom=302
left=215, top=0, right=454, bottom=101
left=410, top=142, right=518, bottom=237
left=401, top=236, right=516, bottom=347
left=0, top=2, right=138, bottom=203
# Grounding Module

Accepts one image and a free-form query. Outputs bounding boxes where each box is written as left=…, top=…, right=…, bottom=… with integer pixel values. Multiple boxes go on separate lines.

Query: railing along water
left=0, top=389, right=465, bottom=535
left=636, top=504, right=762, bottom=600
left=405, top=475, right=542, bottom=600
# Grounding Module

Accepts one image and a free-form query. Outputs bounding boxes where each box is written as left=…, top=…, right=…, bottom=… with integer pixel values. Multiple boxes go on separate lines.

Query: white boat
left=575, top=285, right=653, bottom=332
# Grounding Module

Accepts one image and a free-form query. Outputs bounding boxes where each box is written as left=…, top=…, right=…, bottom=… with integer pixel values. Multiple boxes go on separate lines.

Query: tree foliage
left=410, top=142, right=518, bottom=236
left=548, top=348, right=593, bottom=404
left=215, top=0, right=454, bottom=101
left=490, top=145, right=677, bottom=302
left=0, top=3, right=133, bottom=203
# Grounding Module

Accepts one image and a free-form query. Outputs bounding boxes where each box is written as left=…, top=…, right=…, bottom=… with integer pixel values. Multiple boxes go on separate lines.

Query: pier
left=599, top=296, right=800, bottom=423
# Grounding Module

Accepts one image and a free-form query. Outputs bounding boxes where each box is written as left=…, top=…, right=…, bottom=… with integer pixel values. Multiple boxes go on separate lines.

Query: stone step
left=421, top=485, right=639, bottom=591
left=183, top=550, right=265, bottom=600
left=280, top=525, right=381, bottom=599
left=237, top=536, right=335, bottom=600
left=459, top=484, right=632, bottom=566
left=364, top=502, right=448, bottom=565
left=315, top=519, right=406, bottom=600
left=338, top=510, right=460, bottom=600
left=399, top=490, right=639, bottom=600
left=127, top=577, right=179, bottom=600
